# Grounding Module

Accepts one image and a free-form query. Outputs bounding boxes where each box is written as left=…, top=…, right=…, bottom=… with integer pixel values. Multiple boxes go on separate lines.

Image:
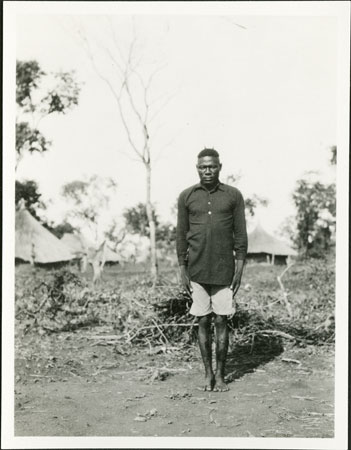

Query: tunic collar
left=194, top=181, right=225, bottom=193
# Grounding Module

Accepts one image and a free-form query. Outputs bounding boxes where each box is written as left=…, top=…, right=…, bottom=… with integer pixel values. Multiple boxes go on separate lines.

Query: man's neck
left=201, top=181, right=220, bottom=192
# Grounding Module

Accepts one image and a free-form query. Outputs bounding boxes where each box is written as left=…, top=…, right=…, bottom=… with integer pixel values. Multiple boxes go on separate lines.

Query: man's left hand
left=230, top=260, right=245, bottom=298
left=230, top=273, right=242, bottom=298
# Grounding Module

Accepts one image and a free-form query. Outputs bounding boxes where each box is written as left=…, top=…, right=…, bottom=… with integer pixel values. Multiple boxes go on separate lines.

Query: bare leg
left=213, top=315, right=229, bottom=392
left=197, top=314, right=215, bottom=391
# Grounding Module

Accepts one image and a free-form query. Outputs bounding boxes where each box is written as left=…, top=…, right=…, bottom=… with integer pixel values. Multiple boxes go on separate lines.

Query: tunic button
left=208, top=202, right=211, bottom=205
left=208, top=211, right=212, bottom=215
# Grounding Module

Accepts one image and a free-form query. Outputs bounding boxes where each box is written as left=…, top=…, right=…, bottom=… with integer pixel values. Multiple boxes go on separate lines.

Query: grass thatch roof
left=61, top=233, right=92, bottom=256
left=61, top=233, right=119, bottom=263
left=103, top=245, right=119, bottom=263
left=16, top=208, right=75, bottom=264
left=248, top=223, right=297, bottom=256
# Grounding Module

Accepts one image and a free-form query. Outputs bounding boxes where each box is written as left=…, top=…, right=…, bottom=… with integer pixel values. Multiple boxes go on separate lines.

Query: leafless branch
left=256, top=329, right=296, bottom=341
left=124, top=73, right=145, bottom=128
left=219, top=16, right=247, bottom=30
left=149, top=90, right=177, bottom=124
left=153, top=134, right=178, bottom=163
left=115, top=147, right=145, bottom=164
left=118, top=39, right=151, bottom=164
left=102, top=45, right=124, bottom=79
left=107, top=225, right=127, bottom=252
left=131, top=63, right=167, bottom=125
left=105, top=16, right=128, bottom=66
left=78, top=31, right=144, bottom=160
left=126, top=323, right=199, bottom=343
left=151, top=318, right=170, bottom=345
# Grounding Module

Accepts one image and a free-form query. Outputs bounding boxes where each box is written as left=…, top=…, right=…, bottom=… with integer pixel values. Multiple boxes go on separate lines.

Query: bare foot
left=213, top=376, right=229, bottom=392
left=197, top=374, right=215, bottom=391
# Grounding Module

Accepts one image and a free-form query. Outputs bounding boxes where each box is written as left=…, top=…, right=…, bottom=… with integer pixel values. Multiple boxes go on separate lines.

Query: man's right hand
left=180, top=265, right=193, bottom=296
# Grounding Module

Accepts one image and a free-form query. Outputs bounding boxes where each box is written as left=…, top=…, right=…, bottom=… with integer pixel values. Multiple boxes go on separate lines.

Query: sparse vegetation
left=15, top=258, right=335, bottom=348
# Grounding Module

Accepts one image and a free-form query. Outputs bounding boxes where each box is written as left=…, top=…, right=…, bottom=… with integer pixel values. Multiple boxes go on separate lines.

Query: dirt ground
left=15, top=329, right=334, bottom=438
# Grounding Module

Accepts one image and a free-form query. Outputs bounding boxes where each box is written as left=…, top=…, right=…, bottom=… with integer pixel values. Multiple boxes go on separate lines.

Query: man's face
left=196, top=156, right=222, bottom=186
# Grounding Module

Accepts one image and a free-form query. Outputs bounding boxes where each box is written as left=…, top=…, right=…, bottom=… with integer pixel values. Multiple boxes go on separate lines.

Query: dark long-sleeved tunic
left=176, top=182, right=248, bottom=286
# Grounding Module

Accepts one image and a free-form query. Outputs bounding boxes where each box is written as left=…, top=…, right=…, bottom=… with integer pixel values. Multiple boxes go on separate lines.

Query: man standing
left=176, top=148, right=247, bottom=392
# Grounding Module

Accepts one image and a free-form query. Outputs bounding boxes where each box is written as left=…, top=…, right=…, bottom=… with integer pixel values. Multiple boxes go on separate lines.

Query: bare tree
left=74, top=18, right=173, bottom=283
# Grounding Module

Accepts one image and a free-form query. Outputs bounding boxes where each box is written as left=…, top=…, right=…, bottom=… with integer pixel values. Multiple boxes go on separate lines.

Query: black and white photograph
left=2, top=1, right=349, bottom=449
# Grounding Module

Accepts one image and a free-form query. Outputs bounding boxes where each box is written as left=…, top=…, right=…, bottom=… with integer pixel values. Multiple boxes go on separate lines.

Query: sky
left=14, top=9, right=338, bottom=238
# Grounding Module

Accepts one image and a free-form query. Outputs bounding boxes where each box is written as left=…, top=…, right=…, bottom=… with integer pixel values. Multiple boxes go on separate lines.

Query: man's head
left=197, top=148, right=222, bottom=188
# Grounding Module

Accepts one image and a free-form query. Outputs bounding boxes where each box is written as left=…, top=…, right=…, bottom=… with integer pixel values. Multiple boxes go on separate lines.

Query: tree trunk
left=80, top=255, right=88, bottom=273
left=145, top=162, right=158, bottom=283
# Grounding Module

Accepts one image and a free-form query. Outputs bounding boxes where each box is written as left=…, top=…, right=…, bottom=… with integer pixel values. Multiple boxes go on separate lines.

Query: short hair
left=197, top=148, right=220, bottom=159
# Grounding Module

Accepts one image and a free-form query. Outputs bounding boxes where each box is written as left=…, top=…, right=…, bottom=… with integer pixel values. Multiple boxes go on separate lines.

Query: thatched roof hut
left=247, top=223, right=297, bottom=264
left=61, top=233, right=92, bottom=257
left=103, top=245, right=119, bottom=263
left=15, top=208, right=75, bottom=264
left=61, top=233, right=119, bottom=263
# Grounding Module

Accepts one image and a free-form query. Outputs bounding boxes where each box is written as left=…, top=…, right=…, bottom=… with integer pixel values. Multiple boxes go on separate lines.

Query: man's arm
left=230, top=191, right=248, bottom=296
left=176, top=192, right=192, bottom=294
left=231, top=259, right=245, bottom=297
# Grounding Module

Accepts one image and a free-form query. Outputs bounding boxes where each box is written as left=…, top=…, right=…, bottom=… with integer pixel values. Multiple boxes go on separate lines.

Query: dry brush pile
left=15, top=268, right=195, bottom=347
left=15, top=258, right=335, bottom=353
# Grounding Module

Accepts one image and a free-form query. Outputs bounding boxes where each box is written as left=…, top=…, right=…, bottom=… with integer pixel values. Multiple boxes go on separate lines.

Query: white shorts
left=189, top=281, right=235, bottom=317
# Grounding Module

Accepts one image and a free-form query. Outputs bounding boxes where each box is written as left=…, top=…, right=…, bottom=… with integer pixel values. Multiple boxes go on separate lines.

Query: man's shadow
left=224, top=310, right=284, bottom=383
